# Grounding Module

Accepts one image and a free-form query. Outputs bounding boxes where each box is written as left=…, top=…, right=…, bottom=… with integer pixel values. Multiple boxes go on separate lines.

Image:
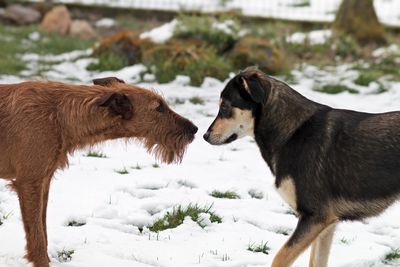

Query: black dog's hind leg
left=271, top=214, right=338, bottom=267
left=309, top=223, right=337, bottom=267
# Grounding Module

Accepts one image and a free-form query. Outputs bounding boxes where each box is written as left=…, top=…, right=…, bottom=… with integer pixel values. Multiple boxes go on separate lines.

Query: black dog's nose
left=203, top=132, right=210, bottom=141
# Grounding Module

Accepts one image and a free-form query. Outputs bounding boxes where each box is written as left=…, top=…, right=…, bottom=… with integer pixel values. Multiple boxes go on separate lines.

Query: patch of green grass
left=86, top=150, right=107, bottom=158
left=189, top=96, right=205, bottom=105
left=315, top=84, right=359, bottom=94
left=57, top=249, right=74, bottom=262
left=0, top=24, right=94, bottom=76
left=210, top=190, right=240, bottom=199
left=149, top=204, right=222, bottom=232
left=115, top=167, right=129, bottom=174
left=66, top=220, right=86, bottom=227
left=143, top=42, right=233, bottom=86
left=384, top=248, right=400, bottom=264
left=174, top=13, right=240, bottom=53
left=333, top=33, right=359, bottom=59
left=87, top=52, right=126, bottom=71
left=354, top=70, right=382, bottom=86
left=247, top=241, right=270, bottom=255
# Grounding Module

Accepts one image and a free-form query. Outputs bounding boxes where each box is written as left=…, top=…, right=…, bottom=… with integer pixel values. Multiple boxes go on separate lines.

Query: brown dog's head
left=203, top=67, right=269, bottom=145
left=94, top=77, right=198, bottom=163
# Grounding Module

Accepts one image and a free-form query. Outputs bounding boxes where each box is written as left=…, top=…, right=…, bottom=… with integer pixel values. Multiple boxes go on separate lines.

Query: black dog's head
left=203, top=67, right=270, bottom=145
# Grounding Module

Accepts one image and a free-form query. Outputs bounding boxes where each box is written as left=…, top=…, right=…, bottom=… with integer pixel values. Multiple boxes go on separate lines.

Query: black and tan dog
left=203, top=67, right=400, bottom=267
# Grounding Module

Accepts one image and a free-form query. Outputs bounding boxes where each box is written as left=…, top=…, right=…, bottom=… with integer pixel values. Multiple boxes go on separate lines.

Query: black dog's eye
left=156, top=102, right=165, bottom=113
left=220, top=103, right=229, bottom=116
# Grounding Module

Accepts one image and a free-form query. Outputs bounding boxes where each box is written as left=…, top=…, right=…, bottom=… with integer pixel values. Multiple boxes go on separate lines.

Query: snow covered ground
left=0, top=47, right=399, bottom=267
left=26, top=0, right=400, bottom=27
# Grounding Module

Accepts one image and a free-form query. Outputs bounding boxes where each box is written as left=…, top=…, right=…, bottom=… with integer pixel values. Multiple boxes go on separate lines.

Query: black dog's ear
left=97, top=93, right=133, bottom=120
left=93, top=77, right=125, bottom=87
left=239, top=75, right=267, bottom=104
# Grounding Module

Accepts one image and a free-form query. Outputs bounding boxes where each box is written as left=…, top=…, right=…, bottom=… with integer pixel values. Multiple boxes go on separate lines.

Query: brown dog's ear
left=97, top=93, right=133, bottom=120
left=239, top=75, right=268, bottom=104
left=93, top=77, right=125, bottom=87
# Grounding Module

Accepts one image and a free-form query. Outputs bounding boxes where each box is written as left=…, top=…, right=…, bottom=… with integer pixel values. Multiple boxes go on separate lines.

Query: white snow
left=95, top=18, right=116, bottom=28
left=140, top=19, right=178, bottom=44
left=0, top=50, right=399, bottom=267
left=286, top=29, right=332, bottom=45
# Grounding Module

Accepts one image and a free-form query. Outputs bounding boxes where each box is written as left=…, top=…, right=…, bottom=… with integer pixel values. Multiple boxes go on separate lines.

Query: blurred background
left=0, top=0, right=399, bottom=90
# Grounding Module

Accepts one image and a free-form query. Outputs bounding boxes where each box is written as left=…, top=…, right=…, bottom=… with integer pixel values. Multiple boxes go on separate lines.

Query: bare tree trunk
left=333, top=0, right=386, bottom=44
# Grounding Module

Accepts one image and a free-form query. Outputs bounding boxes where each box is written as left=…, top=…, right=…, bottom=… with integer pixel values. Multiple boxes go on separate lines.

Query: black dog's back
left=276, top=104, right=400, bottom=219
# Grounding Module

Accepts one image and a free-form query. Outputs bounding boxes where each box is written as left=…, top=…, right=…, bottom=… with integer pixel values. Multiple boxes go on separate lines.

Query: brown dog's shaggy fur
left=0, top=77, right=197, bottom=267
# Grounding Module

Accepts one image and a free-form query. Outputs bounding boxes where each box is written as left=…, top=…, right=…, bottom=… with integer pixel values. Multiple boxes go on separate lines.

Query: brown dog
left=0, top=77, right=197, bottom=267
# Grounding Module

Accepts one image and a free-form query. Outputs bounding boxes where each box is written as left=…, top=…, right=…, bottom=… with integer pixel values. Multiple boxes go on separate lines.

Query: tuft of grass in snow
left=57, top=249, right=74, bottom=262
left=0, top=212, right=12, bottom=226
left=86, top=150, right=107, bottom=158
left=131, top=163, right=142, bottom=170
left=314, top=84, right=358, bottom=94
left=288, top=0, right=311, bottom=7
left=248, top=189, right=264, bottom=199
left=177, top=180, right=196, bottom=188
left=340, top=237, right=350, bottom=245
left=66, top=220, right=86, bottom=227
left=189, top=96, right=205, bottom=105
left=115, top=167, right=129, bottom=174
left=152, top=162, right=160, bottom=168
left=222, top=253, right=230, bottom=261
left=354, top=70, right=382, bottom=86
left=274, top=227, right=290, bottom=236
left=247, top=241, right=271, bottom=255
left=210, top=190, right=240, bottom=199
left=149, top=204, right=222, bottom=232
left=174, top=98, right=186, bottom=105
left=383, top=248, right=400, bottom=264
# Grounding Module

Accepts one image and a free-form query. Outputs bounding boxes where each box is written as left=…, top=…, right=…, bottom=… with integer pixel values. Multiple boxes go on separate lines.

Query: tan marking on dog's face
left=277, top=177, right=297, bottom=210
left=207, top=107, right=254, bottom=145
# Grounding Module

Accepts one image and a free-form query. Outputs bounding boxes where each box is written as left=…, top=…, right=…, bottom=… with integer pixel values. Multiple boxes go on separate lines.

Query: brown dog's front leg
left=42, top=177, right=52, bottom=262
left=271, top=215, right=336, bottom=267
left=15, top=178, right=50, bottom=267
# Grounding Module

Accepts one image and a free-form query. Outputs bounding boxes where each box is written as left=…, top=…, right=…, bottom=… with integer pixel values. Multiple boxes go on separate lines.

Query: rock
left=39, top=5, right=71, bottom=35
left=230, top=36, right=285, bottom=74
left=69, top=20, right=96, bottom=39
left=3, top=4, right=41, bottom=25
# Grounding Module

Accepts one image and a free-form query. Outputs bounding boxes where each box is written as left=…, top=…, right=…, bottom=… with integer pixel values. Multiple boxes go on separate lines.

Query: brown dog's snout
left=188, top=123, right=198, bottom=135
left=183, top=120, right=198, bottom=136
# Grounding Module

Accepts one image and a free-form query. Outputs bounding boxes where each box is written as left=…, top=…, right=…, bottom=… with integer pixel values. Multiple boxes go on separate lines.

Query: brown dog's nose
left=190, top=124, right=198, bottom=134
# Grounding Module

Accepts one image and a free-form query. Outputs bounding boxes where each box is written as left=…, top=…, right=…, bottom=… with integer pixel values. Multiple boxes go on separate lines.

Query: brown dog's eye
left=156, top=103, right=165, bottom=113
